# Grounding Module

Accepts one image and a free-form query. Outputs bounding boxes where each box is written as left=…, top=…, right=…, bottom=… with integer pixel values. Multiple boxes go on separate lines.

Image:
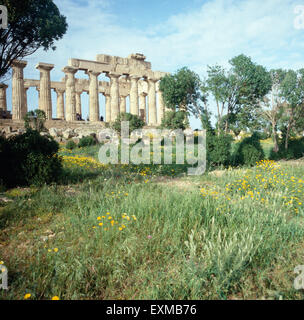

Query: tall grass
left=0, top=147, right=304, bottom=300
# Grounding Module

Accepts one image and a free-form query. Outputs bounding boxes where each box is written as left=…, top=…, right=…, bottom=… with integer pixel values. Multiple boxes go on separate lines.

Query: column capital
left=130, top=75, right=141, bottom=80
left=11, top=60, right=27, bottom=68
left=75, top=88, right=83, bottom=94
left=54, top=87, right=65, bottom=94
left=140, top=92, right=147, bottom=97
left=148, top=77, right=158, bottom=83
left=109, top=72, right=121, bottom=79
left=62, top=66, right=78, bottom=74
left=86, top=70, right=101, bottom=77
left=36, top=62, right=54, bottom=71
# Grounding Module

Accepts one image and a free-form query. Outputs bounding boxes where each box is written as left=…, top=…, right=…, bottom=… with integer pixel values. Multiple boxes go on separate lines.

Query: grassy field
left=1, top=141, right=304, bottom=300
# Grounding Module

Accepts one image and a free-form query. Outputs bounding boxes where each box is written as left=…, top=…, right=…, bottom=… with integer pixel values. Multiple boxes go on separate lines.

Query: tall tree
left=159, top=67, right=203, bottom=118
left=0, top=0, right=67, bottom=80
left=206, top=54, right=272, bottom=134
left=279, top=69, right=304, bottom=149
left=259, top=69, right=286, bottom=152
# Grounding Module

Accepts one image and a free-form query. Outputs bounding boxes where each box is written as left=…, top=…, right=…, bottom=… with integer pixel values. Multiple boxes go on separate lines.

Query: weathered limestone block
left=49, top=127, right=59, bottom=138
left=75, top=89, right=82, bottom=117
left=12, top=60, right=27, bottom=120
left=0, top=83, right=8, bottom=111
left=109, top=72, right=120, bottom=122
left=130, top=75, right=140, bottom=116
left=36, top=62, right=54, bottom=120
left=104, top=93, right=111, bottom=122
left=87, top=70, right=101, bottom=121
left=63, top=66, right=78, bottom=122
left=62, top=128, right=75, bottom=139
left=148, top=78, right=157, bottom=125
left=55, top=88, right=65, bottom=120
left=156, top=83, right=165, bottom=125
left=139, top=92, right=147, bottom=123
left=119, top=95, right=127, bottom=113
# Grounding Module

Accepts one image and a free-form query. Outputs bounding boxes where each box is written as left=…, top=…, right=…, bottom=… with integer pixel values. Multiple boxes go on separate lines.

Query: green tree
left=258, top=69, right=286, bottom=152
left=206, top=54, right=272, bottom=134
left=24, top=109, right=47, bottom=132
left=0, top=0, right=67, bottom=80
left=111, top=112, right=145, bottom=135
left=159, top=67, right=203, bottom=119
left=279, top=69, right=304, bottom=149
left=160, top=110, right=189, bottom=130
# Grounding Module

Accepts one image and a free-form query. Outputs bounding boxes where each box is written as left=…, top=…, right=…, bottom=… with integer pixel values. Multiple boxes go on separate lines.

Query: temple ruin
left=0, top=53, right=170, bottom=126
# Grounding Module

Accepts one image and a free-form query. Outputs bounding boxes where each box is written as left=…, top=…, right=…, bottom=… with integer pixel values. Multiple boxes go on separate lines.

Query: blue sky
left=4, top=0, right=304, bottom=128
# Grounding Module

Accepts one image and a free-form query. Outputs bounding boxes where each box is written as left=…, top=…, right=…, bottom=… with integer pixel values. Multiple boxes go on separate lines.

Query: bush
left=160, top=110, right=189, bottom=130
left=269, top=137, right=304, bottom=160
left=207, top=133, right=233, bottom=167
left=0, top=129, right=62, bottom=187
left=111, top=112, right=145, bottom=134
left=78, top=135, right=96, bottom=148
left=233, top=132, right=265, bottom=166
left=66, top=140, right=77, bottom=150
left=24, top=109, right=47, bottom=132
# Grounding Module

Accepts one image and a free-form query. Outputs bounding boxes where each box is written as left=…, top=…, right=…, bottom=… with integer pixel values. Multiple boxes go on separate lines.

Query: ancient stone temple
left=0, top=53, right=169, bottom=126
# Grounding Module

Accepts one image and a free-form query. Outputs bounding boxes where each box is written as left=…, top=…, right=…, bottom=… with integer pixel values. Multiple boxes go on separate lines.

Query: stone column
left=36, top=62, right=54, bottom=120
left=119, top=95, right=127, bottom=113
left=12, top=60, right=27, bottom=120
left=75, top=89, right=82, bottom=117
left=148, top=78, right=157, bottom=126
left=104, top=93, right=111, bottom=122
left=87, top=70, right=101, bottom=122
left=109, top=72, right=120, bottom=121
left=24, top=87, right=29, bottom=114
left=130, top=75, right=140, bottom=116
left=63, top=66, right=77, bottom=122
left=55, top=88, right=65, bottom=120
left=157, top=85, right=165, bottom=125
left=139, top=92, right=147, bottom=123
left=0, top=83, right=8, bottom=111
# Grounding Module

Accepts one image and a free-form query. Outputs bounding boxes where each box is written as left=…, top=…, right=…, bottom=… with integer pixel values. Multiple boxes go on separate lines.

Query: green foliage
left=207, top=133, right=233, bottom=167
left=159, top=67, right=203, bottom=117
left=277, top=69, right=304, bottom=149
left=233, top=132, right=265, bottom=166
left=0, top=0, right=67, bottom=80
left=160, top=110, right=189, bottom=130
left=111, top=112, right=145, bottom=134
left=24, top=109, right=46, bottom=132
left=269, top=137, right=304, bottom=160
left=66, top=140, right=77, bottom=150
left=78, top=136, right=96, bottom=148
left=0, top=129, right=62, bottom=187
left=206, top=54, right=272, bottom=133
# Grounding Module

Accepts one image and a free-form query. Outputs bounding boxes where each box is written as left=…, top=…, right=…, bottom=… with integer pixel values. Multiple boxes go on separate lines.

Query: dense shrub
left=207, top=133, right=233, bottom=167
left=78, top=135, right=96, bottom=148
left=233, top=132, right=265, bottom=166
left=0, top=129, right=62, bottom=187
left=269, top=137, right=304, bottom=160
left=111, top=112, right=145, bottom=134
left=66, top=140, right=77, bottom=150
left=160, top=110, right=189, bottom=130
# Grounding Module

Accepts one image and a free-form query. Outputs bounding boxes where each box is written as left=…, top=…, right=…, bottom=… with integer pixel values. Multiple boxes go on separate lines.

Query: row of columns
left=2, top=61, right=166, bottom=125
